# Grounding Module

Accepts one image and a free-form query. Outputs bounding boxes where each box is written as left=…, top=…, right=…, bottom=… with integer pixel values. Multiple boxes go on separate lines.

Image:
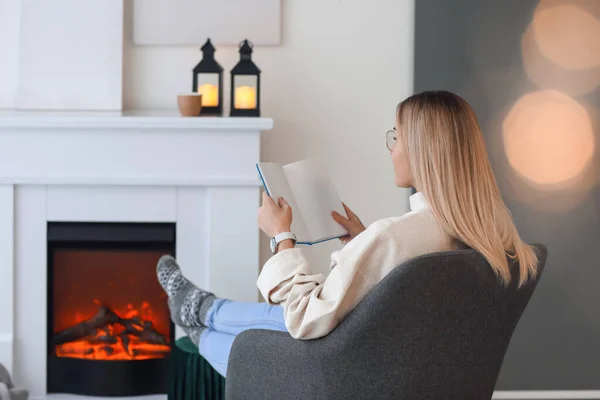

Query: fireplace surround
left=0, top=112, right=272, bottom=399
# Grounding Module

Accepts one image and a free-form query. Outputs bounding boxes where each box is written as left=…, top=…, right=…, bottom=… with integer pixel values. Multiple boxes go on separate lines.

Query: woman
left=156, top=90, right=539, bottom=377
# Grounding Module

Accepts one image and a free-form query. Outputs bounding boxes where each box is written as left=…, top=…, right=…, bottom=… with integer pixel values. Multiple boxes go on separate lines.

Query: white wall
left=124, top=0, right=415, bottom=273
left=0, top=0, right=20, bottom=109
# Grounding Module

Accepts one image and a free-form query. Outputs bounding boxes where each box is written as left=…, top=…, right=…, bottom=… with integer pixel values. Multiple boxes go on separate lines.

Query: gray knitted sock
left=182, top=326, right=205, bottom=347
left=156, top=255, right=216, bottom=327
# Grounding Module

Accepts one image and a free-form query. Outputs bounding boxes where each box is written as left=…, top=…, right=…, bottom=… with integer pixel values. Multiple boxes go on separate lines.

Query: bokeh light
left=522, top=0, right=600, bottom=96
left=503, top=90, right=595, bottom=186
left=532, top=3, right=600, bottom=70
left=522, top=25, right=600, bottom=96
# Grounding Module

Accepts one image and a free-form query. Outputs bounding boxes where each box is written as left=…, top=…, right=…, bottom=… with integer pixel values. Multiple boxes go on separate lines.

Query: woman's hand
left=332, top=203, right=366, bottom=245
left=258, top=192, right=293, bottom=238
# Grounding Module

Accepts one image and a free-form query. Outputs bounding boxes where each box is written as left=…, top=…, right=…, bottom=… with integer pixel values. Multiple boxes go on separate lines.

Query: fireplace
left=46, top=222, right=176, bottom=397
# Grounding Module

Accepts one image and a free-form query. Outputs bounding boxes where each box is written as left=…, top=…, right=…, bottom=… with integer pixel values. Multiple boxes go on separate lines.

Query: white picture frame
left=133, top=0, right=281, bottom=46
left=18, top=0, right=123, bottom=110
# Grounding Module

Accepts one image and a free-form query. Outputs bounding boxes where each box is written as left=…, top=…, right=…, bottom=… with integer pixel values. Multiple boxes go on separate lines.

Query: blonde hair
left=398, top=91, right=538, bottom=287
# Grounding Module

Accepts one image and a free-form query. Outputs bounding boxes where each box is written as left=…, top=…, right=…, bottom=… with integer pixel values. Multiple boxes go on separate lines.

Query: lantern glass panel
left=196, top=73, right=220, bottom=107
left=233, top=75, right=258, bottom=110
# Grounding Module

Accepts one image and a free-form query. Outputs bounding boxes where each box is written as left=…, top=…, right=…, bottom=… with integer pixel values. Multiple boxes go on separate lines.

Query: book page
left=283, top=159, right=347, bottom=242
left=256, top=163, right=311, bottom=242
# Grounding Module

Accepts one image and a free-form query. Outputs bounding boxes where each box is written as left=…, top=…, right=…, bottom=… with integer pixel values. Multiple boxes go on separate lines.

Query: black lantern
left=192, top=38, right=224, bottom=116
left=230, top=39, right=261, bottom=117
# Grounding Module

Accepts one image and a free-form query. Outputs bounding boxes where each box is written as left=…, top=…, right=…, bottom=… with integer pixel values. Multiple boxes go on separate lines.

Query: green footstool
left=168, top=337, right=226, bottom=400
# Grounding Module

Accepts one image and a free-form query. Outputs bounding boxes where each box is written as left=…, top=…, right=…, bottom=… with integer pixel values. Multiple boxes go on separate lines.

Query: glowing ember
left=54, top=304, right=171, bottom=361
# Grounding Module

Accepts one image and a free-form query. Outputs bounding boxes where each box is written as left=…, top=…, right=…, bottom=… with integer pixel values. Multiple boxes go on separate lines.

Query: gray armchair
left=226, top=245, right=547, bottom=400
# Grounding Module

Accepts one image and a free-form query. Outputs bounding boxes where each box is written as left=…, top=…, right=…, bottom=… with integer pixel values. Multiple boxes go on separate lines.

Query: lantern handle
left=239, top=39, right=254, bottom=49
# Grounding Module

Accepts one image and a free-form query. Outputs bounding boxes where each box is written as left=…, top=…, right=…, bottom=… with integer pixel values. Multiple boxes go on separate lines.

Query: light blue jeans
left=198, top=298, right=288, bottom=377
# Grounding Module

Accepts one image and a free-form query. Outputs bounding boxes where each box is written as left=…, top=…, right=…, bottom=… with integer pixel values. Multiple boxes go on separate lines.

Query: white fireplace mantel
left=0, top=111, right=273, bottom=131
left=0, top=111, right=273, bottom=186
left=0, top=111, right=273, bottom=399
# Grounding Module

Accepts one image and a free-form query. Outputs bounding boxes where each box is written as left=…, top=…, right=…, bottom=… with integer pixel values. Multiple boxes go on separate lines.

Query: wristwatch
left=270, top=232, right=297, bottom=254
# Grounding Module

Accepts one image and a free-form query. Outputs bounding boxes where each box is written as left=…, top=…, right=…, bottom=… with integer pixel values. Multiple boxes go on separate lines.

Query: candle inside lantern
left=198, top=84, right=219, bottom=107
left=234, top=86, right=257, bottom=109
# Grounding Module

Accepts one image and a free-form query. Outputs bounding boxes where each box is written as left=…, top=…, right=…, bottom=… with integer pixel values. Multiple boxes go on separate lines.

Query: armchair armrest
left=225, top=329, right=324, bottom=400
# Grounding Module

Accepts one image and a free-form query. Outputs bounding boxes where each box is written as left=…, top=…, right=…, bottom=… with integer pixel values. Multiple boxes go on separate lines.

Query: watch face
left=270, top=237, right=276, bottom=253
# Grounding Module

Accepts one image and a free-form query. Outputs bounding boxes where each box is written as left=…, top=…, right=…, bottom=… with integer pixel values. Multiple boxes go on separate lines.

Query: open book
left=256, top=159, right=348, bottom=245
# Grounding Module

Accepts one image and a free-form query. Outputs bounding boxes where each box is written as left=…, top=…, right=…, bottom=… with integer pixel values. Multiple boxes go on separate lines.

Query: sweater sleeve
left=256, top=219, right=396, bottom=340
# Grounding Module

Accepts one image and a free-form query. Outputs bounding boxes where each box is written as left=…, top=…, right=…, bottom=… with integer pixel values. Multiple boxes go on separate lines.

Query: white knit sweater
left=256, top=192, right=462, bottom=340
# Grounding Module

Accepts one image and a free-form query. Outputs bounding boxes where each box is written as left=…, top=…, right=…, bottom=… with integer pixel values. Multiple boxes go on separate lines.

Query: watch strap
left=274, top=232, right=297, bottom=245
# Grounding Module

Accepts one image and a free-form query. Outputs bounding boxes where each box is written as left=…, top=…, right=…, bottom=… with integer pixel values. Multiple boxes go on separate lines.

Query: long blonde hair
left=398, top=91, right=538, bottom=286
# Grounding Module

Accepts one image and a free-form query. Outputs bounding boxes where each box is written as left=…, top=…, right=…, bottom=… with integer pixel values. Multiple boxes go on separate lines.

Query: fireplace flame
left=54, top=304, right=171, bottom=361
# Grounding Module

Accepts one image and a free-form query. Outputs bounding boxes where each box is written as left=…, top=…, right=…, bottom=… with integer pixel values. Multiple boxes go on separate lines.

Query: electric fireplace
left=46, top=222, right=176, bottom=397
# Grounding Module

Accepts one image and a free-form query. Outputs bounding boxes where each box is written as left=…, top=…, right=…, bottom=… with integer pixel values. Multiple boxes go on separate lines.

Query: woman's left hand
left=258, top=192, right=293, bottom=237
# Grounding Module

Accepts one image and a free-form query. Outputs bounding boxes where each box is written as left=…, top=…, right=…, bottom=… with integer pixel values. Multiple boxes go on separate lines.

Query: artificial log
left=130, top=316, right=156, bottom=331
left=119, top=332, right=131, bottom=356
left=53, top=305, right=170, bottom=361
left=122, top=325, right=168, bottom=345
left=119, top=319, right=140, bottom=333
left=135, top=329, right=168, bottom=345
left=117, top=314, right=168, bottom=345
left=87, top=335, right=118, bottom=345
left=53, top=306, right=119, bottom=345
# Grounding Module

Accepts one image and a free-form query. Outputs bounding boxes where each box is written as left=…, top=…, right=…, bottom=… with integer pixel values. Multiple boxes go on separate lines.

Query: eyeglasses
left=386, top=128, right=397, bottom=151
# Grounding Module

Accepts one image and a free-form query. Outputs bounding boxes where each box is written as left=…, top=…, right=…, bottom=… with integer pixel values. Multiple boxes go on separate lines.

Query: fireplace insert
left=47, top=222, right=176, bottom=397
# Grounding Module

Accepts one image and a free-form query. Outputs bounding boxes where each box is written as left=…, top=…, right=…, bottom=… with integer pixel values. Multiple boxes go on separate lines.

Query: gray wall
left=415, top=0, right=600, bottom=391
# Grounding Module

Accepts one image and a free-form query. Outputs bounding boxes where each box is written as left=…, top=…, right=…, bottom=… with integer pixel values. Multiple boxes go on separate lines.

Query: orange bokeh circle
left=503, top=90, right=595, bottom=186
